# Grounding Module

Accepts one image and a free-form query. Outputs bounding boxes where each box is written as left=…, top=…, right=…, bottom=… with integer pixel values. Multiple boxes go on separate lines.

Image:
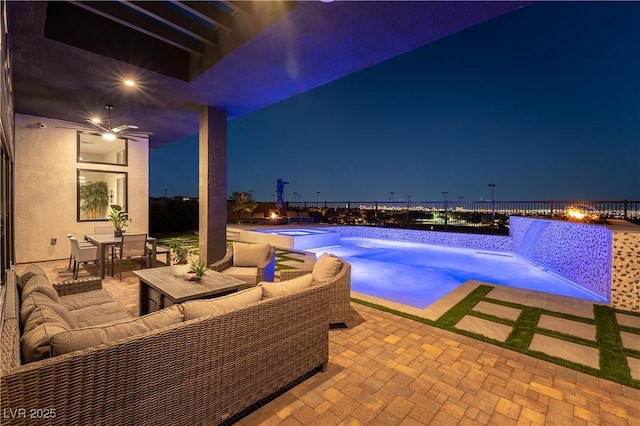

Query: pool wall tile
left=510, top=217, right=612, bottom=301
left=317, top=226, right=514, bottom=251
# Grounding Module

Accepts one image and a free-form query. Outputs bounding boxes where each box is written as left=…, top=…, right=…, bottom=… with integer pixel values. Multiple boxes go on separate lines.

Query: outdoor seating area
left=287, top=211, right=315, bottom=223
left=1, top=263, right=331, bottom=425
left=237, top=212, right=268, bottom=224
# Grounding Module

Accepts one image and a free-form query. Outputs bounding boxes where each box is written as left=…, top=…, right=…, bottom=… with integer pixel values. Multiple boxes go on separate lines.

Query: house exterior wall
left=14, top=113, right=149, bottom=263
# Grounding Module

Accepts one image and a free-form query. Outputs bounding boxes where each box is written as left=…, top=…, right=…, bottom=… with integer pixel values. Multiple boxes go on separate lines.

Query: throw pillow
left=232, top=242, right=271, bottom=267
left=312, top=253, right=343, bottom=282
left=260, top=274, right=313, bottom=299
left=17, top=264, right=49, bottom=290
left=22, top=323, right=70, bottom=363
left=181, top=286, right=263, bottom=321
left=20, top=292, right=73, bottom=328
left=23, top=304, right=71, bottom=335
left=21, top=275, right=60, bottom=304
left=51, top=305, right=184, bottom=356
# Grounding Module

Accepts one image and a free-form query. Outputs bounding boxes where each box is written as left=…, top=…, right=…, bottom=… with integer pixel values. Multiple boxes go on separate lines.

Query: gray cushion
left=232, top=242, right=271, bottom=267
left=312, top=253, right=343, bottom=282
left=51, top=305, right=184, bottom=356
left=18, top=264, right=49, bottom=290
left=181, top=287, right=263, bottom=321
left=222, top=266, right=259, bottom=285
left=21, top=276, right=60, bottom=304
left=68, top=302, right=131, bottom=328
left=260, top=274, right=313, bottom=299
left=59, top=289, right=116, bottom=311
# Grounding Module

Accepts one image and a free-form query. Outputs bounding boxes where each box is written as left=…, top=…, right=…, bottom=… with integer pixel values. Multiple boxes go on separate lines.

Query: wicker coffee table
left=134, top=266, right=248, bottom=315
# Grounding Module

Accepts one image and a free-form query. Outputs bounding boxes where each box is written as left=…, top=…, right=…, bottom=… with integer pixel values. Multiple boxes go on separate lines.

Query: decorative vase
left=172, top=264, right=191, bottom=277
left=114, top=229, right=123, bottom=237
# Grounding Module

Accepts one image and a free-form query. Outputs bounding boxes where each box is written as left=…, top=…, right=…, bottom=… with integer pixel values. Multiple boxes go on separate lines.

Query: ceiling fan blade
left=86, top=119, right=111, bottom=133
left=56, top=125, right=94, bottom=130
left=123, top=131, right=153, bottom=136
left=112, top=124, right=139, bottom=133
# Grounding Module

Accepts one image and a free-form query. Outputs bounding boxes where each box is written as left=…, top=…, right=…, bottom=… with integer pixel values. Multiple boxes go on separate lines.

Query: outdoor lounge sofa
left=1, top=265, right=329, bottom=425
left=279, top=253, right=351, bottom=326
left=287, top=211, right=314, bottom=223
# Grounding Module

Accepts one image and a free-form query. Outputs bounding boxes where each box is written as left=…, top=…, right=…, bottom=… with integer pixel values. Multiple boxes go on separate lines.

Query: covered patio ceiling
left=8, top=1, right=529, bottom=148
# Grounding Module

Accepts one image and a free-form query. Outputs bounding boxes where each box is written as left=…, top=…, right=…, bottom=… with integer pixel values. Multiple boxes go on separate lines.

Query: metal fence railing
left=286, top=199, right=640, bottom=235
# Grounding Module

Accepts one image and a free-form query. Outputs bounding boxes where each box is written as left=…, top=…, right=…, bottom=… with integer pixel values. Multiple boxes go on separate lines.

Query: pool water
left=307, top=237, right=606, bottom=309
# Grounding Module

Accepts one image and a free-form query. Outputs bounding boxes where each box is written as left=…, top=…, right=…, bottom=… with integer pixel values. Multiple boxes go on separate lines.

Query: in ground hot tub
left=241, top=228, right=340, bottom=250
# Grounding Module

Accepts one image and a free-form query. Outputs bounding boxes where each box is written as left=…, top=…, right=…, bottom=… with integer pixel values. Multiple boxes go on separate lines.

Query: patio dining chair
left=66, top=234, right=95, bottom=271
left=69, top=236, right=99, bottom=279
left=111, top=233, right=148, bottom=280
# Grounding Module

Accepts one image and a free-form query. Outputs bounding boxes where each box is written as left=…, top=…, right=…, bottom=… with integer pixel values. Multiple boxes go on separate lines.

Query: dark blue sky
left=150, top=2, right=640, bottom=203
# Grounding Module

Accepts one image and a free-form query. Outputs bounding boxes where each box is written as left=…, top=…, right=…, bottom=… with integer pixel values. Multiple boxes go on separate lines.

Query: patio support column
left=199, top=106, right=227, bottom=266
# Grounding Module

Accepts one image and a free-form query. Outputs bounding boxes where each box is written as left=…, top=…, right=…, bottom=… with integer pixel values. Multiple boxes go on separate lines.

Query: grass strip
left=594, top=304, right=633, bottom=382
left=506, top=307, right=541, bottom=351
left=435, top=285, right=493, bottom=327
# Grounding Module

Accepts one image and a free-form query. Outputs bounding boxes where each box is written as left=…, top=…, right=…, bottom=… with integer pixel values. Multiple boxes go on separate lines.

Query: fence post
left=550, top=200, right=554, bottom=216
left=624, top=199, right=628, bottom=219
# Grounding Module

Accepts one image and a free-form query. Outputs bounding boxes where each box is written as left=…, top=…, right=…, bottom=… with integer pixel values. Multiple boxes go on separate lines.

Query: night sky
left=150, top=2, right=640, bottom=203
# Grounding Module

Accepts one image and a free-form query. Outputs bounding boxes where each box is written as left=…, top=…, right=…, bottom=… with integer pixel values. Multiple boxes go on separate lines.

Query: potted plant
left=80, top=181, right=109, bottom=219
left=108, top=204, right=131, bottom=236
left=168, top=238, right=192, bottom=276
left=187, top=259, right=207, bottom=282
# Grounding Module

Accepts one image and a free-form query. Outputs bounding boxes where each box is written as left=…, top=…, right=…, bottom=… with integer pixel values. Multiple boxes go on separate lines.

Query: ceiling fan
left=85, top=104, right=152, bottom=141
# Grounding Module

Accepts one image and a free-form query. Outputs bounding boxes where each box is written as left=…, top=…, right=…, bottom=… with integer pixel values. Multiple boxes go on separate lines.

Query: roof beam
left=174, top=1, right=234, bottom=32
left=219, top=1, right=250, bottom=16
left=70, top=1, right=204, bottom=55
left=120, top=1, right=218, bottom=46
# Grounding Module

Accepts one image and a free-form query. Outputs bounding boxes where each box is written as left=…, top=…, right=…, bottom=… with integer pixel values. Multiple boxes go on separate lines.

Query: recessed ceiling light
left=123, top=79, right=136, bottom=87
left=90, top=117, right=101, bottom=123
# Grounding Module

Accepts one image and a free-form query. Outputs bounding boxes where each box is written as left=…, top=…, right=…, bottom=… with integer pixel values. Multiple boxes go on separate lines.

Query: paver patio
left=14, top=258, right=640, bottom=425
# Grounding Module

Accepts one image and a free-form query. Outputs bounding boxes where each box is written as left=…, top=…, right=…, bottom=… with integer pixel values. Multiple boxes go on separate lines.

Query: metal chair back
left=94, top=225, right=115, bottom=234
left=121, top=234, right=147, bottom=258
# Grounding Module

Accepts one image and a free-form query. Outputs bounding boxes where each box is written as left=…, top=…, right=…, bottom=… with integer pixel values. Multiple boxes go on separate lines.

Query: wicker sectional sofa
left=1, top=266, right=330, bottom=425
left=280, top=253, right=351, bottom=326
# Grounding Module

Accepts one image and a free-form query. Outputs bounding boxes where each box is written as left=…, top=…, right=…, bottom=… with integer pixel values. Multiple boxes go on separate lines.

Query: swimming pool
left=306, top=237, right=607, bottom=309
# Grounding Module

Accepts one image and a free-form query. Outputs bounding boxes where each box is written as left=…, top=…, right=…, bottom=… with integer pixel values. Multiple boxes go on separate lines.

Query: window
left=77, top=169, right=127, bottom=221
left=77, top=131, right=128, bottom=166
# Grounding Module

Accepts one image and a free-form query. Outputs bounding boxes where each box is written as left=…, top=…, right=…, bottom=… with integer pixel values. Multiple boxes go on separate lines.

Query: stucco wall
left=14, top=113, right=149, bottom=263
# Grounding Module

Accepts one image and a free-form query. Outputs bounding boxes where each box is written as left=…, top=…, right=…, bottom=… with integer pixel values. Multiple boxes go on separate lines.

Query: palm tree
left=80, top=181, right=109, bottom=219
left=229, top=191, right=258, bottom=214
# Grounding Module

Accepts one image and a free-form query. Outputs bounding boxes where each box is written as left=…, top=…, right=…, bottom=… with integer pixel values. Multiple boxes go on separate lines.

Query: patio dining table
left=84, top=233, right=157, bottom=279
